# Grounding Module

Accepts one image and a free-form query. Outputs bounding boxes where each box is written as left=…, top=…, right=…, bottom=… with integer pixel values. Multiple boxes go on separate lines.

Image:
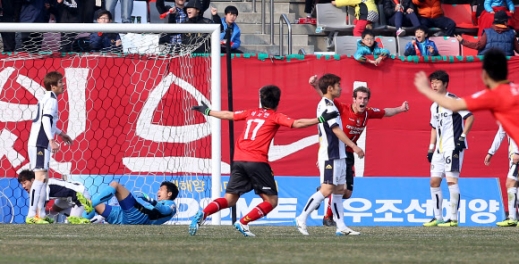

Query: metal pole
left=270, top=0, right=274, bottom=45
left=261, top=0, right=265, bottom=34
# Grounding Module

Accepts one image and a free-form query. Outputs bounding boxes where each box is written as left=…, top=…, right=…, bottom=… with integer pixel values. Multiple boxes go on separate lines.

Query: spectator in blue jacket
left=354, top=30, right=390, bottom=65
left=404, top=25, right=439, bottom=56
left=220, top=5, right=242, bottom=54
left=89, top=9, right=122, bottom=53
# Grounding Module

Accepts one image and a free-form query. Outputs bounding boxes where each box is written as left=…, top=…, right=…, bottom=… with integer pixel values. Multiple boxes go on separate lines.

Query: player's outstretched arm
left=191, top=102, right=234, bottom=120
left=332, top=126, right=365, bottom=159
left=292, top=110, right=338, bottom=128
left=384, top=101, right=409, bottom=117
left=414, top=71, right=468, bottom=112
left=58, top=131, right=73, bottom=145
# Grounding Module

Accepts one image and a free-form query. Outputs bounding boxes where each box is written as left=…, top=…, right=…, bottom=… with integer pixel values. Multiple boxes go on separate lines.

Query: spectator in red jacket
left=412, top=0, right=455, bottom=36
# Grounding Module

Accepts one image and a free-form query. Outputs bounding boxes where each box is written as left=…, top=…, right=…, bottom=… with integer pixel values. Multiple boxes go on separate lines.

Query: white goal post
left=0, top=23, right=223, bottom=224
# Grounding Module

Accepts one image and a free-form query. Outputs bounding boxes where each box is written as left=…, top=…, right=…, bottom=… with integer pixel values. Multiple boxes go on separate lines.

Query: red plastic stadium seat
left=460, top=34, right=479, bottom=56
left=511, top=6, right=519, bottom=32
left=442, top=4, right=478, bottom=29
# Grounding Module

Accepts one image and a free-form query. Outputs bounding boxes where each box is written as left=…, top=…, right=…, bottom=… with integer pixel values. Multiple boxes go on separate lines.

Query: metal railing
left=279, top=14, right=292, bottom=56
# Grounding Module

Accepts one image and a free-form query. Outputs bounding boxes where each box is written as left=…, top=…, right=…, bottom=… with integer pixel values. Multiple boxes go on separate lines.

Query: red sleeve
left=275, top=113, right=295, bottom=128
left=334, top=99, right=349, bottom=115
left=367, top=107, right=385, bottom=119
left=464, top=90, right=499, bottom=112
left=233, top=109, right=249, bottom=121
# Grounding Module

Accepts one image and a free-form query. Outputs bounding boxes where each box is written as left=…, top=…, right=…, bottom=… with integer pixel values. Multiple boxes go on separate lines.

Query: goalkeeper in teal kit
left=83, top=181, right=178, bottom=225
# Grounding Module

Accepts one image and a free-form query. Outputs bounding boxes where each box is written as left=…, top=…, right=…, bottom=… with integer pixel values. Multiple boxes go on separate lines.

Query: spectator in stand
left=0, top=0, right=21, bottom=52
left=404, top=25, right=439, bottom=56
left=354, top=29, right=390, bottom=65
left=383, top=0, right=421, bottom=37
left=456, top=10, right=519, bottom=56
left=332, top=0, right=379, bottom=36
left=51, top=0, right=82, bottom=52
left=89, top=9, right=122, bottom=53
left=412, top=0, right=455, bottom=36
left=220, top=5, right=242, bottom=54
left=19, top=0, right=49, bottom=52
left=181, top=0, right=223, bottom=53
left=105, top=0, right=133, bottom=23
left=477, top=0, right=515, bottom=36
left=156, top=0, right=187, bottom=51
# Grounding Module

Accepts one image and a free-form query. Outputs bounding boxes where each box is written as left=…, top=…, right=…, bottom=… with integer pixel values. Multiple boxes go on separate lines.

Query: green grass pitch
left=1, top=225, right=518, bottom=263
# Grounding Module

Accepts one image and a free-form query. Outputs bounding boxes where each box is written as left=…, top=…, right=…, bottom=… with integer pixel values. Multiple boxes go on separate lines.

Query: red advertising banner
left=1, top=55, right=517, bottom=186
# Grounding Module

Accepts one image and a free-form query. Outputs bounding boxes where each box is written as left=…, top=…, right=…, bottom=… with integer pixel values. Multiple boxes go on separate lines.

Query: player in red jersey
left=188, top=84, right=339, bottom=237
left=308, top=75, right=410, bottom=226
left=415, top=48, right=519, bottom=147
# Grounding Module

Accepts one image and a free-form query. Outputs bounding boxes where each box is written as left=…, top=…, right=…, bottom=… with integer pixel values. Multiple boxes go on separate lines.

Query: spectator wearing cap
left=89, top=9, right=122, bottom=53
left=181, top=0, right=223, bottom=53
left=477, top=0, right=515, bottom=36
left=456, top=10, right=519, bottom=56
left=220, top=5, right=242, bottom=54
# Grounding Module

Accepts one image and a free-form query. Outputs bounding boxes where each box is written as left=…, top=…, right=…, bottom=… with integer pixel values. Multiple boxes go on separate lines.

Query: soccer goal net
left=0, top=22, right=224, bottom=224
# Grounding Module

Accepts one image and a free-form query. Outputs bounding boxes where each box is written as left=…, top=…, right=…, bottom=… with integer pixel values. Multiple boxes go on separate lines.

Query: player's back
left=317, top=97, right=346, bottom=161
left=233, top=108, right=294, bottom=163
left=494, top=83, right=519, bottom=146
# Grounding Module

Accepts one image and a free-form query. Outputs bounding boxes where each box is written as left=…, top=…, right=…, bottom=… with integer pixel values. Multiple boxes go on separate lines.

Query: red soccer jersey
left=233, top=108, right=295, bottom=163
left=334, top=100, right=386, bottom=152
left=464, top=82, right=519, bottom=146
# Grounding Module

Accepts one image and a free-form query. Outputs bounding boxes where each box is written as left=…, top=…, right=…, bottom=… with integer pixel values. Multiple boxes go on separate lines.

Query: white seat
left=429, top=36, right=461, bottom=56
left=114, top=0, right=148, bottom=23
left=316, top=4, right=353, bottom=32
left=334, top=36, right=361, bottom=56
left=397, top=36, right=415, bottom=56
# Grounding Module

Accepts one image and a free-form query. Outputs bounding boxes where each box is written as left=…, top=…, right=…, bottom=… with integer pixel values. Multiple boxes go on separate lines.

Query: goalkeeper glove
left=191, top=101, right=211, bottom=115
left=427, top=151, right=433, bottom=163
left=318, top=109, right=339, bottom=123
left=142, top=193, right=158, bottom=206
left=454, top=136, right=466, bottom=152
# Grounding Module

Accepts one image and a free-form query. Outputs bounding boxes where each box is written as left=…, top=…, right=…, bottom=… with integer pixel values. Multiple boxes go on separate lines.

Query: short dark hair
left=225, top=5, right=238, bottom=16
left=415, top=25, right=429, bottom=36
left=161, top=181, right=179, bottom=200
left=18, top=170, right=35, bottom=183
left=353, top=86, right=371, bottom=99
left=318, top=74, right=341, bottom=95
left=44, top=71, right=63, bottom=91
left=361, top=29, right=374, bottom=39
left=95, top=9, right=113, bottom=20
left=259, top=85, right=281, bottom=110
left=429, top=70, right=449, bottom=84
left=483, top=49, right=508, bottom=81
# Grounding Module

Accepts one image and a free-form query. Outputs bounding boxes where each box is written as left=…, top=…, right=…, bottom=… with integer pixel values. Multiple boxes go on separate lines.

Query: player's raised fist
left=401, top=101, right=409, bottom=112
left=318, top=109, right=338, bottom=123
left=192, top=101, right=211, bottom=115
left=309, top=75, right=318, bottom=87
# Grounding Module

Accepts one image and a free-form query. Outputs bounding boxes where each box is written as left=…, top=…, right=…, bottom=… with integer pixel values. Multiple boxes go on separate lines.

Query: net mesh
left=0, top=28, right=215, bottom=224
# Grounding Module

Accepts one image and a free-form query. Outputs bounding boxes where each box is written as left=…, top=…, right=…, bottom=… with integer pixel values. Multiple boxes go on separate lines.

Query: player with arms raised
left=308, top=74, right=409, bottom=226
left=26, top=71, right=77, bottom=224
left=188, top=85, right=338, bottom=237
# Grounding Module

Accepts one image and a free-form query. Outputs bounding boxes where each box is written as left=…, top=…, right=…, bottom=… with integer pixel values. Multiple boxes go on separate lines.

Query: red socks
left=203, top=198, right=228, bottom=219
left=240, top=201, right=273, bottom=225
left=325, top=197, right=333, bottom=218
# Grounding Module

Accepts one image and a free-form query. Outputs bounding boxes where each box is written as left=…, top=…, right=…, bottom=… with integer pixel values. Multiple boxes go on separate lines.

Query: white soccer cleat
left=234, top=221, right=256, bottom=237
left=336, top=227, right=360, bottom=236
left=295, top=217, right=309, bottom=236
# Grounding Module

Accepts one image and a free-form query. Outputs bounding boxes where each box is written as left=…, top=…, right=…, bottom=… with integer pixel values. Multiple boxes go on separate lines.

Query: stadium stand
left=441, top=3, right=478, bottom=34
left=429, top=36, right=461, bottom=56
left=460, top=34, right=479, bottom=56
left=334, top=36, right=361, bottom=56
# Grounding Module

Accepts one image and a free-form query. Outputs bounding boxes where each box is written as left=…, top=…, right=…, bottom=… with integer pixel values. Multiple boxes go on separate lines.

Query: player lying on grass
left=83, top=181, right=178, bottom=225
left=188, top=84, right=339, bottom=237
left=18, top=170, right=93, bottom=224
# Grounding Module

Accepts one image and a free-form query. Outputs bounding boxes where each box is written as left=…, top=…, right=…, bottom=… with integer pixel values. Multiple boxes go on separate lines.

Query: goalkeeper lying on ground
left=83, top=181, right=178, bottom=225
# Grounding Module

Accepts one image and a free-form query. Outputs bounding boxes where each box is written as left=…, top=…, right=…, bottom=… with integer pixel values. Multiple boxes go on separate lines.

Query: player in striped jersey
left=307, top=75, right=409, bottom=226
left=295, top=74, right=365, bottom=236
left=26, top=71, right=76, bottom=224
left=484, top=125, right=519, bottom=226
left=423, top=70, right=474, bottom=227
left=83, top=181, right=178, bottom=225
left=188, top=85, right=338, bottom=237
left=18, top=170, right=92, bottom=224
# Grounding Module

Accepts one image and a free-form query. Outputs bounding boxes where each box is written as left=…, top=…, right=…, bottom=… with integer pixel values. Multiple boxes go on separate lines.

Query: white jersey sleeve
left=429, top=103, right=437, bottom=128
left=488, top=125, right=506, bottom=155
left=28, top=92, right=60, bottom=149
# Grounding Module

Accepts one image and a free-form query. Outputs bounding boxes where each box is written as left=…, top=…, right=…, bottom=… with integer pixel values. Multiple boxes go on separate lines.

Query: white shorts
left=431, top=149, right=465, bottom=178
left=28, top=146, right=50, bottom=171
left=507, top=161, right=519, bottom=180
left=53, top=188, right=91, bottom=217
left=319, top=158, right=346, bottom=185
